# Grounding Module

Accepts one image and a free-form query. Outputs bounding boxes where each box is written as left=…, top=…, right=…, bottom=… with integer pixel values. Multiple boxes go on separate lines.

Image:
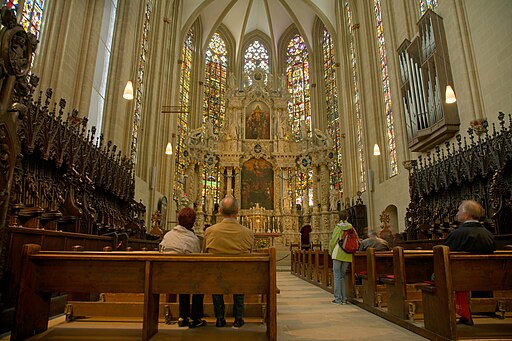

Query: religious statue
left=205, top=191, right=214, bottom=215
left=149, top=210, right=163, bottom=238
left=277, top=110, right=291, bottom=140
left=222, top=113, right=236, bottom=140
left=278, top=73, right=287, bottom=92
left=329, top=189, right=340, bottom=212
left=301, top=193, right=309, bottom=214
left=282, top=195, right=291, bottom=214
left=227, top=72, right=237, bottom=95
left=314, top=128, right=333, bottom=148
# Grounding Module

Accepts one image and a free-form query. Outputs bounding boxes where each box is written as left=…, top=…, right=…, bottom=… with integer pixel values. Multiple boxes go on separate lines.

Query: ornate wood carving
left=405, top=113, right=512, bottom=239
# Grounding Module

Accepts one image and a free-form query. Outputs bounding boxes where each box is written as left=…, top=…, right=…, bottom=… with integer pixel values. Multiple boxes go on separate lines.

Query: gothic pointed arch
left=239, top=30, right=273, bottom=88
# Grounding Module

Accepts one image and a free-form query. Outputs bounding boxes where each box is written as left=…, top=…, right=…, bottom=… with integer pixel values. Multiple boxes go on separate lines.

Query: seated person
left=159, top=207, right=206, bottom=328
left=444, top=199, right=496, bottom=326
left=359, top=230, right=390, bottom=251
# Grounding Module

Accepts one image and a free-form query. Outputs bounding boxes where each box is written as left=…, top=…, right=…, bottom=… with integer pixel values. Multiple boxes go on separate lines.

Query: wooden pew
left=360, top=248, right=393, bottom=308
left=419, top=245, right=512, bottom=340
left=381, top=247, right=434, bottom=320
left=12, top=244, right=277, bottom=341
left=350, top=251, right=367, bottom=299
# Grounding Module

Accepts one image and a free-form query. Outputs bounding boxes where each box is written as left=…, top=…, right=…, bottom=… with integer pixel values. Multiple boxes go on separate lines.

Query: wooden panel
left=450, top=256, right=512, bottom=291
left=151, top=261, right=269, bottom=294
left=34, top=259, right=146, bottom=293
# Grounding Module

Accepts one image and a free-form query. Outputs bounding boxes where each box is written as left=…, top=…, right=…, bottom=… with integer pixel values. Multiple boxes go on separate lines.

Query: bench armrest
left=381, top=277, right=395, bottom=285
left=417, top=284, right=435, bottom=293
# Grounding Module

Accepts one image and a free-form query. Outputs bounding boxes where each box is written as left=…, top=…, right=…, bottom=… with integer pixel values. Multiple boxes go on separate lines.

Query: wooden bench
left=350, top=251, right=367, bottom=299
left=419, top=245, right=512, bottom=340
left=12, top=244, right=277, bottom=341
left=360, top=248, right=393, bottom=308
left=380, top=247, right=434, bottom=320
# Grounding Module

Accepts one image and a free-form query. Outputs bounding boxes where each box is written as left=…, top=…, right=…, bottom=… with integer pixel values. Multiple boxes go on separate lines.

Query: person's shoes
left=331, top=299, right=341, bottom=304
left=341, top=301, right=348, bottom=305
left=232, top=318, right=245, bottom=329
left=177, top=318, right=189, bottom=327
left=189, top=319, right=206, bottom=328
left=215, top=318, right=226, bottom=327
left=458, top=317, right=474, bottom=326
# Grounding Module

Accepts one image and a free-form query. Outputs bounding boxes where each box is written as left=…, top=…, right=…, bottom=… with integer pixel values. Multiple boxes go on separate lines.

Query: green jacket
left=328, top=220, right=354, bottom=262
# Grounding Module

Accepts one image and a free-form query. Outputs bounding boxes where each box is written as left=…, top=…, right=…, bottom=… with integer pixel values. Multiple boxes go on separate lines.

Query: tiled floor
left=6, top=272, right=428, bottom=341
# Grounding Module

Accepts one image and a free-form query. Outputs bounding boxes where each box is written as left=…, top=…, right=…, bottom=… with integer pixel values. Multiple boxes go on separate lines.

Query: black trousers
left=179, top=294, right=204, bottom=320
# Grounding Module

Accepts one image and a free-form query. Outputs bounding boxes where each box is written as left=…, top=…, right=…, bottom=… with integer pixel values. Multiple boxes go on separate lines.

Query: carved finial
left=1, top=7, right=17, bottom=29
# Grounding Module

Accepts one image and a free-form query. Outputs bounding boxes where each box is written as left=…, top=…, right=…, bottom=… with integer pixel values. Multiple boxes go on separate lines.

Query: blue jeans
left=333, top=260, right=349, bottom=303
left=212, top=294, right=244, bottom=319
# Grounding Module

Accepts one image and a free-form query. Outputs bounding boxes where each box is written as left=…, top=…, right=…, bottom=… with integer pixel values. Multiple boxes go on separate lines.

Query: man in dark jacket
left=444, top=199, right=496, bottom=325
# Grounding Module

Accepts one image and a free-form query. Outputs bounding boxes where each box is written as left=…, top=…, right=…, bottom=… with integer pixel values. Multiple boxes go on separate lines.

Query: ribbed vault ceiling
left=180, top=0, right=337, bottom=60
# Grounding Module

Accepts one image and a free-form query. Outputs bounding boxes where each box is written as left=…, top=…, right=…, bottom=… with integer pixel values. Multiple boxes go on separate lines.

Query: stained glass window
left=345, top=1, right=366, bottom=191
left=286, top=33, right=311, bottom=201
left=174, top=27, right=194, bottom=200
left=3, top=0, right=45, bottom=39
left=286, top=33, right=311, bottom=142
left=131, top=0, right=152, bottom=164
left=419, top=0, right=438, bottom=15
left=322, top=27, right=343, bottom=192
left=202, top=32, right=228, bottom=203
left=243, top=40, right=270, bottom=86
left=203, top=32, right=228, bottom=137
left=374, top=0, right=398, bottom=176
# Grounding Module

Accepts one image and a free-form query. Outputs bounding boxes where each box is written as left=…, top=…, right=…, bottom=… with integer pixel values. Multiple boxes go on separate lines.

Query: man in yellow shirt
left=203, top=196, right=254, bottom=328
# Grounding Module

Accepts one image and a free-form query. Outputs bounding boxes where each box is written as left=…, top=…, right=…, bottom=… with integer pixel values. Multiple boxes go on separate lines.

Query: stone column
left=234, top=166, right=241, bottom=203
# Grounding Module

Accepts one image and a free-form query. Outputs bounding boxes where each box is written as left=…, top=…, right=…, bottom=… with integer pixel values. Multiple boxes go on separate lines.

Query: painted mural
left=245, top=101, right=270, bottom=139
left=241, top=158, right=274, bottom=210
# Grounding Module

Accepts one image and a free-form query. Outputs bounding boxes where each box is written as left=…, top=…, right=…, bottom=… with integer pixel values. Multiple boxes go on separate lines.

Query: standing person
left=159, top=207, right=206, bottom=328
left=328, top=211, right=353, bottom=305
left=203, top=196, right=254, bottom=329
left=359, top=230, right=390, bottom=251
left=444, top=199, right=496, bottom=325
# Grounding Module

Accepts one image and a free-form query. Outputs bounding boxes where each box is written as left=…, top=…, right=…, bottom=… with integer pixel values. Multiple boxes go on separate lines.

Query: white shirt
left=159, top=225, right=201, bottom=253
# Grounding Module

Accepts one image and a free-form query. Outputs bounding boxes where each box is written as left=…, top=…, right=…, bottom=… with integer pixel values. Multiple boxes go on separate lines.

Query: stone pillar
left=234, top=166, right=241, bottom=203
left=226, top=167, right=233, bottom=197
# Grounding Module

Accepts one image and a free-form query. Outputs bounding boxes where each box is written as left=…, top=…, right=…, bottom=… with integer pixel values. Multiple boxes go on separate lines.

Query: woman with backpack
left=328, top=211, right=358, bottom=305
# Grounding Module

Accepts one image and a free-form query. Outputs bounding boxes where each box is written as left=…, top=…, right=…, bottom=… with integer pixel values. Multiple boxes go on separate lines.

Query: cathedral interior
left=0, top=0, right=511, bottom=338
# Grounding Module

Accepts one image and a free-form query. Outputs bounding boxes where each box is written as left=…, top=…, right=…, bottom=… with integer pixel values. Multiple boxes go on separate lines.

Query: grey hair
left=459, top=200, right=484, bottom=220
left=220, top=196, right=239, bottom=216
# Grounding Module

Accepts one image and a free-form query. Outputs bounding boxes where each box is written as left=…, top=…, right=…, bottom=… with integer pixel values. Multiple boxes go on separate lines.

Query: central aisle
left=276, top=272, right=427, bottom=341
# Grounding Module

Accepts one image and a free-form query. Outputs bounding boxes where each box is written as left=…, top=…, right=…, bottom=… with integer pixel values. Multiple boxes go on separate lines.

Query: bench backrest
left=395, top=247, right=434, bottom=284
left=434, top=245, right=512, bottom=292
left=25, top=245, right=275, bottom=295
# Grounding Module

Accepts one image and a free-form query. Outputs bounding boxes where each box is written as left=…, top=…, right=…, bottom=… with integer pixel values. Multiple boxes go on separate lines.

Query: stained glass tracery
left=130, top=0, right=152, bottom=164
left=174, top=28, right=194, bottom=200
left=286, top=33, right=311, bottom=202
left=346, top=1, right=366, bottom=191
left=202, top=32, right=228, bottom=203
left=286, top=33, right=311, bottom=142
left=203, top=32, right=228, bottom=137
left=321, top=27, right=343, bottom=192
left=243, top=39, right=270, bottom=86
left=374, top=0, right=398, bottom=176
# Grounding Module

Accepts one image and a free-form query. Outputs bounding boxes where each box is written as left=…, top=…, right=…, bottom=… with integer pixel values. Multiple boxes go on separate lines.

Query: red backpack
left=339, top=228, right=360, bottom=254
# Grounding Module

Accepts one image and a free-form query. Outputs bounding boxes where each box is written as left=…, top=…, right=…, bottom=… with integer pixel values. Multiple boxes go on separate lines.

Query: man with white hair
left=444, top=199, right=496, bottom=326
